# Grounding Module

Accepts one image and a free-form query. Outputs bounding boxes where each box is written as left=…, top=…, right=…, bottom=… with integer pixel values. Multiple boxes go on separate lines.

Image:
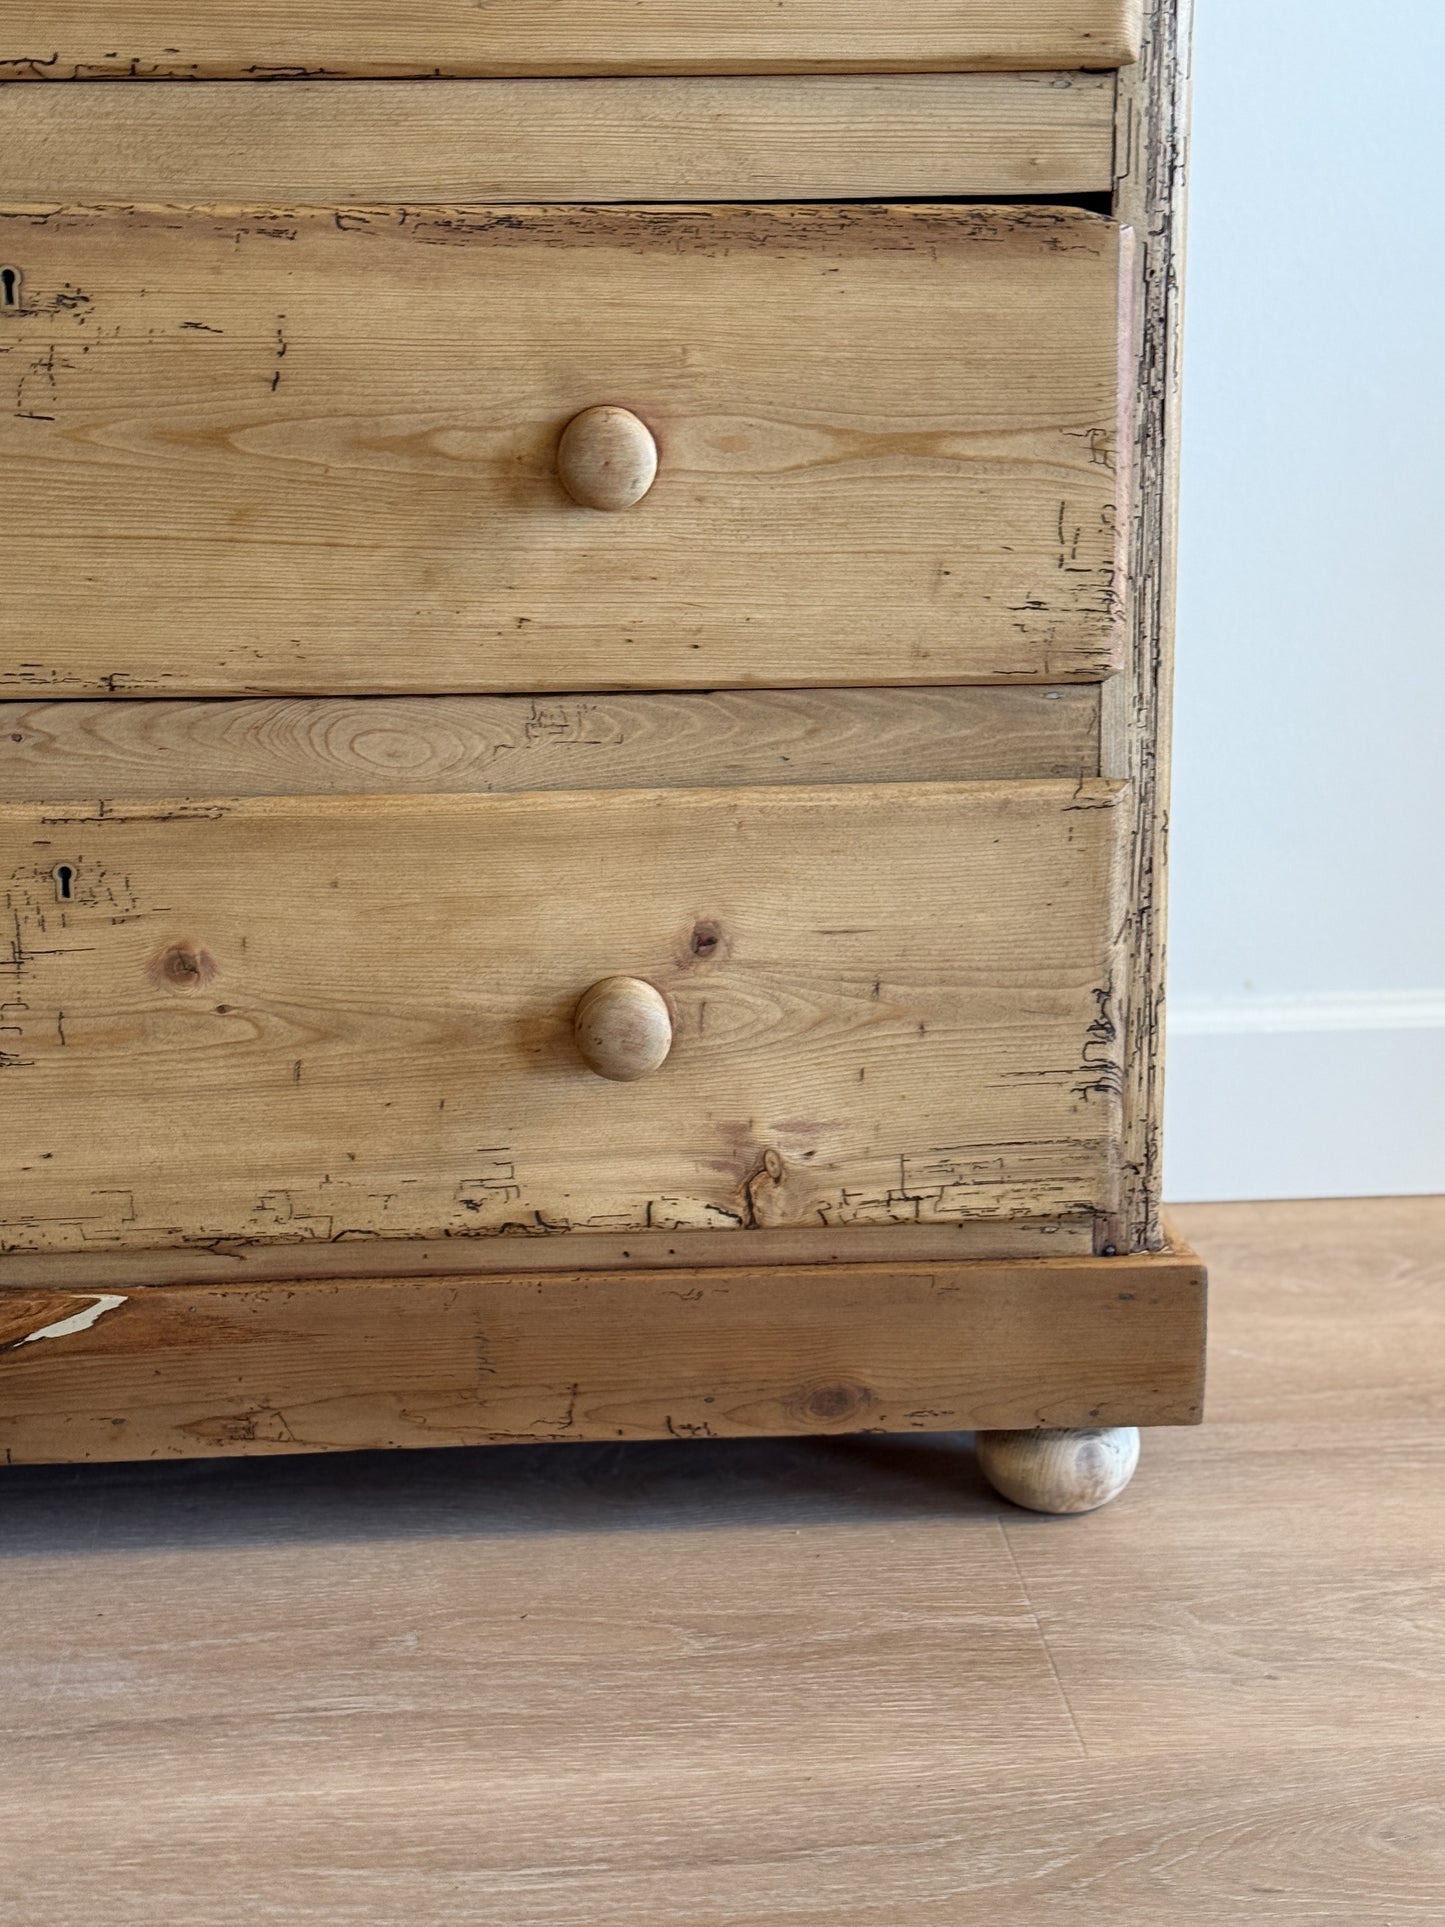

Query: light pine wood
left=0, top=0, right=1195, bottom=1490
left=976, top=1422, right=1141, bottom=1511
left=0, top=202, right=1122, bottom=699
left=1099, top=0, right=1191, bottom=1251
left=0, top=74, right=1118, bottom=203
left=0, top=688, right=1102, bottom=800
left=0, top=779, right=1129, bottom=1253
left=0, top=3, right=1142, bottom=80
left=573, top=976, right=674, bottom=1081
left=0, top=1215, right=1098, bottom=1291
left=0, top=1244, right=1206, bottom=1463
left=556, top=407, right=659, bottom=513
left=4, top=1201, right=1444, bottom=1923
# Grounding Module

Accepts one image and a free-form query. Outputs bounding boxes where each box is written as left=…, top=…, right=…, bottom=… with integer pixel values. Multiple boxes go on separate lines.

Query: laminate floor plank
left=1172, top=1196, right=1445, bottom=1425
left=1003, top=1418, right=1445, bottom=1758
left=4, top=1737, right=1442, bottom=1926
left=993, top=1199, right=1445, bottom=1766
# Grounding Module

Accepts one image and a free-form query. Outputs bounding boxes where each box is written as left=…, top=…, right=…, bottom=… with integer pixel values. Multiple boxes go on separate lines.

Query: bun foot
left=976, top=1425, right=1140, bottom=1514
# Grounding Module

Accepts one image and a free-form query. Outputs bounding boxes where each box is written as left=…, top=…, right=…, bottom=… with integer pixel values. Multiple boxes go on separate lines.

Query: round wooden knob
left=557, top=406, right=658, bottom=511
left=573, top=976, right=673, bottom=1081
left=975, top=1426, right=1141, bottom=1515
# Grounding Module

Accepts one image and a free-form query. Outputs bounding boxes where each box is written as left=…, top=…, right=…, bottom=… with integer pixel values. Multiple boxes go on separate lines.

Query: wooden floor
left=2, top=1198, right=1442, bottom=1924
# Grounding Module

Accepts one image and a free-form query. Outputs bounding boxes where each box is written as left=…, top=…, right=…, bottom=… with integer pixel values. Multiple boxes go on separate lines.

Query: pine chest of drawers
left=0, top=0, right=1203, bottom=1511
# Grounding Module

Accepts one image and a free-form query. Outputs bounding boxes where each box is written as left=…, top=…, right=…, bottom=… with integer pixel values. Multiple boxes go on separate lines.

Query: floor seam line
left=998, top=1516, right=1090, bottom=1761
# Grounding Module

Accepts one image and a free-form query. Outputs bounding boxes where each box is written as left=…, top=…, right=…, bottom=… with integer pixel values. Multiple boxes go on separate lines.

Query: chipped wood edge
left=8, top=1292, right=126, bottom=1345
left=0, top=1245, right=1208, bottom=1465
left=1101, top=0, right=1192, bottom=1251
left=0, top=1219, right=1099, bottom=1292
left=1121, top=0, right=1145, bottom=66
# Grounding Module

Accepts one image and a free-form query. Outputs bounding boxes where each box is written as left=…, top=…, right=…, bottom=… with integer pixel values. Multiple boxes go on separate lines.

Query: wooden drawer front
left=2, top=3, right=1141, bottom=81
left=1, top=75, right=1118, bottom=205
left=0, top=203, right=1122, bottom=699
left=1, top=779, right=1127, bottom=1254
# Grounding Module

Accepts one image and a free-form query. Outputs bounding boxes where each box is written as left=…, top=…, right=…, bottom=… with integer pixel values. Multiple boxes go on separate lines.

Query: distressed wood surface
left=0, top=74, right=1117, bottom=203
left=0, top=202, right=1122, bottom=698
left=0, top=1, right=1142, bottom=80
left=0, top=687, right=1101, bottom=801
left=1, top=780, right=1128, bottom=1254
left=0, top=1216, right=1097, bottom=1291
left=1100, top=0, right=1191, bottom=1250
left=0, top=1244, right=1206, bottom=1463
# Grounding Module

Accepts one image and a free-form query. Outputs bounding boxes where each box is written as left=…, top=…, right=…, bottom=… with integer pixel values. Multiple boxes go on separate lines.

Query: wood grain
left=572, top=975, right=675, bottom=1082
left=0, top=1245, right=1207, bottom=1462
left=0, top=1741, right=1433, bottom=1926
left=556, top=405, right=658, bottom=513
left=0, top=2, right=1142, bottom=80
left=0, top=73, right=1118, bottom=203
left=3, top=1197, right=1444, bottom=1926
left=0, top=1215, right=1099, bottom=1290
left=1, top=779, right=1129, bottom=1252
left=0, top=687, right=1102, bottom=800
left=0, top=202, right=1122, bottom=698
left=1167, top=1196, right=1445, bottom=1428
left=975, top=1421, right=1140, bottom=1512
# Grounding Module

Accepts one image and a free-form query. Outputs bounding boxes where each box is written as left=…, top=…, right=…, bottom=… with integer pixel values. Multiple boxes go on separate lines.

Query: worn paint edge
left=16, top=1292, right=126, bottom=1344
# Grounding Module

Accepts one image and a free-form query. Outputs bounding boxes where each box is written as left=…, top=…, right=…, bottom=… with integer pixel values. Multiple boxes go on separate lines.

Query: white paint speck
left=19, top=1294, right=127, bottom=1345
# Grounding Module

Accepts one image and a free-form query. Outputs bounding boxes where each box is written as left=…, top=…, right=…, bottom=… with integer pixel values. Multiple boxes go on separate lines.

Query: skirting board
left=1166, top=1006, right=1445, bottom=1201
left=0, top=1248, right=1207, bottom=1465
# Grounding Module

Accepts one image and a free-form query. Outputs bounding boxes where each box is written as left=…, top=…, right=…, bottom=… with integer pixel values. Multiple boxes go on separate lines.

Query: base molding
left=0, top=1246, right=1207, bottom=1466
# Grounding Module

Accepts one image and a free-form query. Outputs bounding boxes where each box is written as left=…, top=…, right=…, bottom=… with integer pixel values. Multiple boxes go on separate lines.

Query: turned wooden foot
left=975, top=1426, right=1141, bottom=1514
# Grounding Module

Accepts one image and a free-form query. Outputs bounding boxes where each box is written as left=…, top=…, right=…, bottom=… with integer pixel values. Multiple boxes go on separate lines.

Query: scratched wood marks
left=0, top=686, right=1101, bottom=801
left=0, top=1245, right=1206, bottom=1463
left=0, top=74, right=1118, bottom=203
left=0, top=1215, right=1098, bottom=1292
left=0, top=202, right=1122, bottom=698
left=0, top=780, right=1129, bottom=1253
left=1100, top=0, right=1191, bottom=1250
left=0, top=1, right=1142, bottom=80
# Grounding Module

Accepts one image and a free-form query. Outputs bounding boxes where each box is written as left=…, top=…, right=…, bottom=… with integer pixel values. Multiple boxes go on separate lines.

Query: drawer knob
left=573, top=976, right=673, bottom=1081
left=557, top=406, right=658, bottom=511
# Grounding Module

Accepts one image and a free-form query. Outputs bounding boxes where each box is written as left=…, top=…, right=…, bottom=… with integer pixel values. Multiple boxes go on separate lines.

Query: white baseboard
left=1164, top=994, right=1445, bottom=1202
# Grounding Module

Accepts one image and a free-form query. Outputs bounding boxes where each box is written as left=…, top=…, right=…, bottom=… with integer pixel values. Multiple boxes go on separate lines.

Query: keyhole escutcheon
left=53, top=863, right=75, bottom=901
left=1, top=267, right=21, bottom=312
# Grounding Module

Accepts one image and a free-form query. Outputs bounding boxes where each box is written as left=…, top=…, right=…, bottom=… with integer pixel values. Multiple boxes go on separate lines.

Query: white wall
left=1164, top=0, right=1445, bottom=1200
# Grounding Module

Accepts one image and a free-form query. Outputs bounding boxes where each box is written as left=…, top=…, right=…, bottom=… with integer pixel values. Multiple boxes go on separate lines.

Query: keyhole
left=53, top=863, right=75, bottom=901
left=0, top=267, right=20, bottom=312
